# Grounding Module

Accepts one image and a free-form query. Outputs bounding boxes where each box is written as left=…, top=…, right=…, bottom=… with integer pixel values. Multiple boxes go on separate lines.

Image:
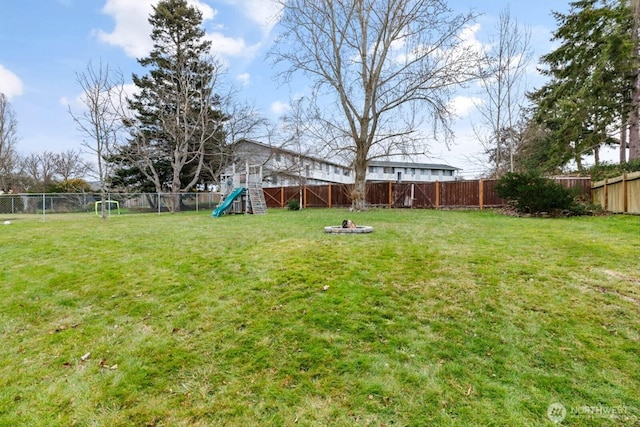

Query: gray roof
left=236, top=139, right=349, bottom=168
left=236, top=139, right=459, bottom=170
left=368, top=160, right=459, bottom=170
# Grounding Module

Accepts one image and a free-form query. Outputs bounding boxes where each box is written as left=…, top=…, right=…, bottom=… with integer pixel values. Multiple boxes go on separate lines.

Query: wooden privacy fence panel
left=304, top=185, right=329, bottom=208
left=440, top=180, right=479, bottom=208
left=367, top=182, right=390, bottom=207
left=555, top=177, right=592, bottom=197
left=413, top=183, right=437, bottom=208
left=592, top=172, right=640, bottom=214
left=263, top=177, right=592, bottom=210
left=482, top=180, right=504, bottom=206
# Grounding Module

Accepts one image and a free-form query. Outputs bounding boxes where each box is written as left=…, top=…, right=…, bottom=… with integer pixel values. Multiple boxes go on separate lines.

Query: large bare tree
left=69, top=61, right=124, bottom=220
left=475, top=7, right=532, bottom=176
left=0, top=93, right=20, bottom=191
left=270, top=0, right=481, bottom=209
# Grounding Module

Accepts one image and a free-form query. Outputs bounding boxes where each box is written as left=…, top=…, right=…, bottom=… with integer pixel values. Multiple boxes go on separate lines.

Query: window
left=334, top=166, right=339, bottom=174
left=326, top=164, right=330, bottom=172
left=421, top=169, right=430, bottom=176
left=383, top=167, right=393, bottom=174
left=275, top=153, right=281, bottom=162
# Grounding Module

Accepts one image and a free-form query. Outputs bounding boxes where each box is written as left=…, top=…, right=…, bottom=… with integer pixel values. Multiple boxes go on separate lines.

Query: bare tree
left=69, top=60, right=124, bottom=220
left=201, top=92, right=267, bottom=190
left=474, top=7, right=532, bottom=176
left=54, top=149, right=92, bottom=183
left=19, top=151, right=58, bottom=192
left=0, top=93, right=20, bottom=191
left=270, top=0, right=481, bottom=209
left=269, top=96, right=313, bottom=205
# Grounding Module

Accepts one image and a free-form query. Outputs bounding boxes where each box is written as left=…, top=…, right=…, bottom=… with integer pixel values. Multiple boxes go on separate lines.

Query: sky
left=1, top=0, right=611, bottom=179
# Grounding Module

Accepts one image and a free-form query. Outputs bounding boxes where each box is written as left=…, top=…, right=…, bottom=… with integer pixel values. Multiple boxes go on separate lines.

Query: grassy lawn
left=0, top=208, right=638, bottom=426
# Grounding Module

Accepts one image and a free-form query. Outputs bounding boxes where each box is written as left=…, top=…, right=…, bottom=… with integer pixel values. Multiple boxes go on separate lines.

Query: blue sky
left=1, top=0, right=594, bottom=177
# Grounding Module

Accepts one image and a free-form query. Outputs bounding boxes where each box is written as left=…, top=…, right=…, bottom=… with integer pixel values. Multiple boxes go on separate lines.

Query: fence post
left=280, top=186, right=284, bottom=208
left=42, top=193, right=46, bottom=222
left=604, top=178, right=608, bottom=212
left=435, top=180, right=440, bottom=210
left=328, top=184, right=332, bottom=209
left=411, top=183, right=415, bottom=208
left=388, top=181, right=393, bottom=208
left=623, top=173, right=628, bottom=213
left=303, top=185, right=307, bottom=209
left=479, top=179, right=484, bottom=210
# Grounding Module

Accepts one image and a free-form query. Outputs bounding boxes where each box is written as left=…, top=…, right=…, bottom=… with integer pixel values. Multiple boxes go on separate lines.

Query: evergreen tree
left=530, top=0, right=635, bottom=171
left=117, top=0, right=226, bottom=210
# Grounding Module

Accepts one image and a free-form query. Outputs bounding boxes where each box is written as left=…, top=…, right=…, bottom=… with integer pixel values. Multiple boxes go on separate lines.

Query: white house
left=366, top=160, right=459, bottom=182
left=232, top=139, right=352, bottom=188
left=232, top=139, right=459, bottom=187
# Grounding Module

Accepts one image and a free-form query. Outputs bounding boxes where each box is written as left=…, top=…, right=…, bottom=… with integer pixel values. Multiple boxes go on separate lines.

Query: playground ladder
left=247, top=182, right=267, bottom=214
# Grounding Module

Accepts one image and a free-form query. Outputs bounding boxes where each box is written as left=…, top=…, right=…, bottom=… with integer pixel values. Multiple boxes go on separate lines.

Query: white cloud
left=221, top=0, right=283, bottom=34
left=95, top=0, right=154, bottom=57
left=459, top=23, right=485, bottom=53
left=449, top=96, right=482, bottom=117
left=206, top=32, right=261, bottom=59
left=270, top=100, right=290, bottom=116
left=96, top=0, right=217, bottom=58
left=0, top=65, right=24, bottom=100
left=236, top=73, right=251, bottom=86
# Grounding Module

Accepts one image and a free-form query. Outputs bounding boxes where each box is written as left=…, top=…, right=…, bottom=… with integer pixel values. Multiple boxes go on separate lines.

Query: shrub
left=495, top=171, right=578, bottom=214
left=587, top=159, right=640, bottom=181
left=287, top=198, right=300, bottom=210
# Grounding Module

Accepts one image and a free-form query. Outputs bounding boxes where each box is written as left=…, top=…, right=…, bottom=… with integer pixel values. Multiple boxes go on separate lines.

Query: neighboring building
left=232, top=139, right=352, bottom=188
left=231, top=139, right=459, bottom=188
left=366, top=160, right=459, bottom=183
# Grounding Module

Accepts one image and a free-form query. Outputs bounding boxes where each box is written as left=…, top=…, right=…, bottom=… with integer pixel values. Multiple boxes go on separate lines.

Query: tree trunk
left=351, top=148, right=367, bottom=211
left=620, top=118, right=628, bottom=164
left=170, top=191, right=181, bottom=213
left=630, top=0, right=640, bottom=160
left=630, top=96, right=640, bottom=160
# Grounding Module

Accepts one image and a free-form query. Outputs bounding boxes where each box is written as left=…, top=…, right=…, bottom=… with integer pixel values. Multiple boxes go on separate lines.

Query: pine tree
left=530, top=0, right=635, bottom=171
left=118, top=0, right=226, bottom=210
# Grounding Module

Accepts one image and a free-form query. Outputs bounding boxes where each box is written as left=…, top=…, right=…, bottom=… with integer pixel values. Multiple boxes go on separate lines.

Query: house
left=366, top=160, right=459, bottom=182
left=231, top=139, right=460, bottom=187
left=232, top=139, right=352, bottom=188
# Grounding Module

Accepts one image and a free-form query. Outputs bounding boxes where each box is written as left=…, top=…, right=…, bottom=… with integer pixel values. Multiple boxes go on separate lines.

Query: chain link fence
left=0, top=192, right=222, bottom=218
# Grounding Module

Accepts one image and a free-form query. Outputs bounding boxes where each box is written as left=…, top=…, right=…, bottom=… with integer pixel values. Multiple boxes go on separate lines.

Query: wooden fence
left=263, top=177, right=592, bottom=210
left=592, top=172, right=640, bottom=214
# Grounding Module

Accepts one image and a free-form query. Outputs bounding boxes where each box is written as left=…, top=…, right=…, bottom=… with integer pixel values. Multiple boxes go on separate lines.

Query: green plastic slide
left=211, top=187, right=245, bottom=217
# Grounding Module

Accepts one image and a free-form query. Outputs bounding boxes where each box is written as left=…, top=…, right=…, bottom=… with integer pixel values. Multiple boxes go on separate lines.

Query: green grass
left=0, top=209, right=638, bottom=426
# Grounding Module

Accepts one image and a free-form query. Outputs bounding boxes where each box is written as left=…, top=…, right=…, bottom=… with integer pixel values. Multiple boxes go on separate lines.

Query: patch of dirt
left=594, top=270, right=640, bottom=305
left=600, top=269, right=640, bottom=286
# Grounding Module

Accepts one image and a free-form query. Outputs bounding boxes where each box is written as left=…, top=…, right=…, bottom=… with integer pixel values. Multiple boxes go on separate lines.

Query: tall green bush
left=495, top=172, right=578, bottom=214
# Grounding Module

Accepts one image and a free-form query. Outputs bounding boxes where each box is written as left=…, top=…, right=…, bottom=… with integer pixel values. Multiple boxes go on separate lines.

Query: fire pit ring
left=324, top=225, right=374, bottom=234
